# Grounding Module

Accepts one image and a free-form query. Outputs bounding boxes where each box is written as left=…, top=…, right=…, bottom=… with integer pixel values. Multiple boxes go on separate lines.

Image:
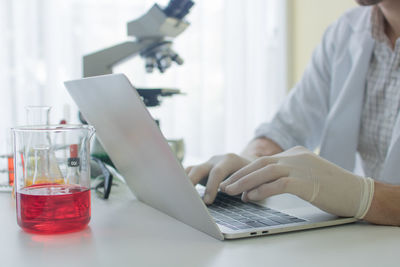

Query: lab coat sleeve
left=255, top=21, right=338, bottom=150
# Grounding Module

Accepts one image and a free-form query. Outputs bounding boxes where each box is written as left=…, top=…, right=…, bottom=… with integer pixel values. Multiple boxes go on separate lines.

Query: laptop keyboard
left=206, top=192, right=306, bottom=230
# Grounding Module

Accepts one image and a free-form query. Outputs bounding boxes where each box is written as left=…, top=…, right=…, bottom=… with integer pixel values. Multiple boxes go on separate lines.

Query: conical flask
left=31, top=145, right=64, bottom=185
left=24, top=106, right=64, bottom=185
left=25, top=106, right=51, bottom=126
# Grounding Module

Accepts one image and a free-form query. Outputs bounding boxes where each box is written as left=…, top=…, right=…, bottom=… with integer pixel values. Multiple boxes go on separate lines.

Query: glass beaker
left=12, top=125, right=95, bottom=233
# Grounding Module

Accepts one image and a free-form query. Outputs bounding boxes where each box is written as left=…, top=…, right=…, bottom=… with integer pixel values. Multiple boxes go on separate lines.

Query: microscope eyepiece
left=164, top=0, right=194, bottom=19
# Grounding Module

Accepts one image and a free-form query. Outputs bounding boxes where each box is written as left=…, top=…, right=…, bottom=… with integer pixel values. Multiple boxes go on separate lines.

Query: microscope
left=82, top=0, right=194, bottom=164
left=83, top=0, right=194, bottom=76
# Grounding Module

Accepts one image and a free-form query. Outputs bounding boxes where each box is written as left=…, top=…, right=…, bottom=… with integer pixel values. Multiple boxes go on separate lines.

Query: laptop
left=65, top=73, right=357, bottom=240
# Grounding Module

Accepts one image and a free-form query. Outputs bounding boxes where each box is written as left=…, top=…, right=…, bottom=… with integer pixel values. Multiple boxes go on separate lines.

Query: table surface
left=1, top=183, right=399, bottom=267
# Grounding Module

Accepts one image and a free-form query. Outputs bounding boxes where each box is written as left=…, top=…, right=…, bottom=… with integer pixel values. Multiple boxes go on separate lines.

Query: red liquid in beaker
left=16, top=183, right=91, bottom=233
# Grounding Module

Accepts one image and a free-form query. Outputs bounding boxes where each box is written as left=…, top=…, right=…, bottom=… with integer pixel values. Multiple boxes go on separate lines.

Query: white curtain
left=0, top=0, right=288, bottom=165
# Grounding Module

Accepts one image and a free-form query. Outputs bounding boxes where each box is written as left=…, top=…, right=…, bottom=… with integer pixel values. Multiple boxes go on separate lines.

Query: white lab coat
left=255, top=6, right=400, bottom=184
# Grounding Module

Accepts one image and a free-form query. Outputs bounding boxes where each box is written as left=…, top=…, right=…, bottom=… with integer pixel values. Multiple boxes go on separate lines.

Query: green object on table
left=91, top=153, right=114, bottom=169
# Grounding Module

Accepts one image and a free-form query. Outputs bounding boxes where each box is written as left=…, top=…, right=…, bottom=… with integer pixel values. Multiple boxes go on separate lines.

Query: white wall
left=288, top=0, right=357, bottom=88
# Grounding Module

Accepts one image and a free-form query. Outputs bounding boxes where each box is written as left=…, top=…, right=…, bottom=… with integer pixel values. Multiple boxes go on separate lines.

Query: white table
left=1, top=183, right=399, bottom=267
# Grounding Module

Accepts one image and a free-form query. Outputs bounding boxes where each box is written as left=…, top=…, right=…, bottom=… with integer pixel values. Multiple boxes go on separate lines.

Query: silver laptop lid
left=65, top=73, right=223, bottom=240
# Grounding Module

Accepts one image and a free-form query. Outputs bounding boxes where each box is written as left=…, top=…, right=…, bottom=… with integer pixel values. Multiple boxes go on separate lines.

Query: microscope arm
left=83, top=39, right=155, bottom=77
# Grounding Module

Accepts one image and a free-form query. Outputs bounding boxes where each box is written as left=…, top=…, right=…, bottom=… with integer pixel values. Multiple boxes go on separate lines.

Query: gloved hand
left=186, top=137, right=283, bottom=205
left=185, top=154, right=251, bottom=204
left=220, top=146, right=375, bottom=219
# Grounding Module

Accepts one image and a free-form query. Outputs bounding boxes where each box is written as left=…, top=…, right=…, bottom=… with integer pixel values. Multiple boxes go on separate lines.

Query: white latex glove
left=185, top=154, right=251, bottom=204
left=186, top=137, right=282, bottom=205
left=220, top=146, right=375, bottom=219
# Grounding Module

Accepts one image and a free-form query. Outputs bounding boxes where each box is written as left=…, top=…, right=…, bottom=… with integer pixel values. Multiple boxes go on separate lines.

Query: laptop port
left=250, top=232, right=257, bottom=236
left=262, top=231, right=269, bottom=234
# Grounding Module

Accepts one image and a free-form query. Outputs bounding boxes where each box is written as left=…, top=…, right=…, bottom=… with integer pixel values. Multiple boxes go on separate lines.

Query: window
left=0, top=0, right=288, bottom=164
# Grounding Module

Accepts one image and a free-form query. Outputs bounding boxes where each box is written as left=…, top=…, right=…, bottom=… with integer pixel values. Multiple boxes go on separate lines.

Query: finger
left=220, top=157, right=278, bottom=191
left=188, top=163, right=212, bottom=185
left=203, top=155, right=248, bottom=204
left=185, top=166, right=193, bottom=175
left=245, top=177, right=291, bottom=201
left=241, top=191, right=249, bottom=202
left=223, top=164, right=289, bottom=196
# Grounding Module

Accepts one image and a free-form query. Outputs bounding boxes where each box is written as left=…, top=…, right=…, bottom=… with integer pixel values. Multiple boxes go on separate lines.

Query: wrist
left=355, top=177, right=375, bottom=219
left=241, top=137, right=283, bottom=159
left=362, top=181, right=400, bottom=225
